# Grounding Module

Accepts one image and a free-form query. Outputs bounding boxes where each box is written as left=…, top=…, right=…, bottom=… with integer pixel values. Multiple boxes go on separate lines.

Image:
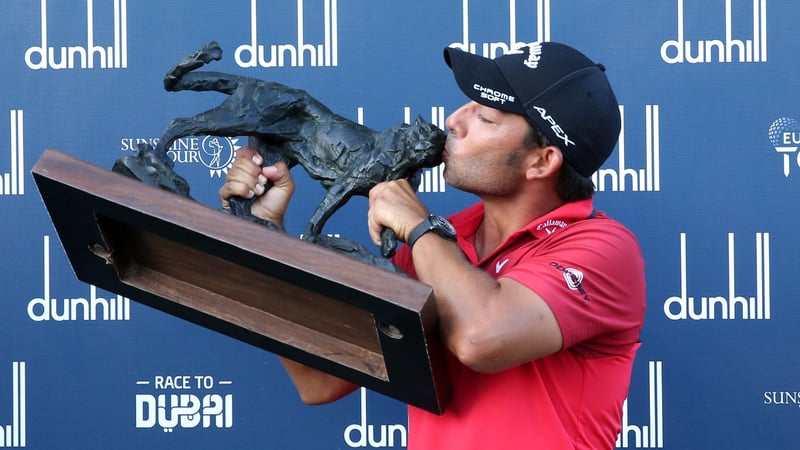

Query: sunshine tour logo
left=0, top=362, right=26, bottom=448
left=767, top=117, right=800, bottom=177
left=27, top=236, right=131, bottom=322
left=234, top=0, right=338, bottom=68
left=135, top=375, right=234, bottom=432
left=616, top=361, right=664, bottom=449
left=593, top=105, right=661, bottom=192
left=661, top=0, right=767, bottom=64
left=120, top=136, right=240, bottom=178
left=449, top=0, right=551, bottom=58
left=343, top=388, right=406, bottom=448
left=763, top=389, right=800, bottom=409
left=664, top=233, right=771, bottom=321
left=1, top=110, right=25, bottom=197
left=25, top=0, right=128, bottom=70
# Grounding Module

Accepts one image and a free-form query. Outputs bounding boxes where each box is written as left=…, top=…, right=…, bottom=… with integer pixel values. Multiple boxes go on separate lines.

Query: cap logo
left=533, top=106, right=575, bottom=147
left=473, top=83, right=515, bottom=105
left=523, top=42, right=543, bottom=69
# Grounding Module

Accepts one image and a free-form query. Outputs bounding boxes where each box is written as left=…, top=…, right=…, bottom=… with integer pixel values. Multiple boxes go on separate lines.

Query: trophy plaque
left=32, top=149, right=450, bottom=414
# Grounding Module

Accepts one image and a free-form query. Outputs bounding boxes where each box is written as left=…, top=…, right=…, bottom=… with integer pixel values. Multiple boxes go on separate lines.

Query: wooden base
left=32, top=149, right=450, bottom=414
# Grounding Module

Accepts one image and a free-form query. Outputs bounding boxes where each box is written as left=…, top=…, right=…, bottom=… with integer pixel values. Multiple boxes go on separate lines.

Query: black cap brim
left=444, top=47, right=527, bottom=116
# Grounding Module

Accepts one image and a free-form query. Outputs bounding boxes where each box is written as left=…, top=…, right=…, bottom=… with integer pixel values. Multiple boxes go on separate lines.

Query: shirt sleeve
left=502, top=219, right=646, bottom=357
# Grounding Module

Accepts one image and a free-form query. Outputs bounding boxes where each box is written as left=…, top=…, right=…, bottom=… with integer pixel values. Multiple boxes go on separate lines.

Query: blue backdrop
left=1, top=0, right=798, bottom=448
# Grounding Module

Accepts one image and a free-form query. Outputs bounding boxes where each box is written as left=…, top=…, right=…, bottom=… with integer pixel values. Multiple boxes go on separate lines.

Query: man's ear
left=526, top=145, right=563, bottom=180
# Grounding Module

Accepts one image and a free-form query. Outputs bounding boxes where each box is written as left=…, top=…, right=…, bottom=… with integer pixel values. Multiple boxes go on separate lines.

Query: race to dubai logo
left=767, top=117, right=800, bottom=177
left=135, top=374, right=234, bottom=432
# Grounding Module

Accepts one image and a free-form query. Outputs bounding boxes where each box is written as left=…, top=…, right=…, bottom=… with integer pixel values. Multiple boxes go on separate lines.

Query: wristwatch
left=407, top=214, right=457, bottom=249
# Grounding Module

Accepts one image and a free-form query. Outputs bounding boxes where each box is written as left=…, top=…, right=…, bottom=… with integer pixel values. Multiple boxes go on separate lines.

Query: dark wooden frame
left=32, top=149, right=450, bottom=414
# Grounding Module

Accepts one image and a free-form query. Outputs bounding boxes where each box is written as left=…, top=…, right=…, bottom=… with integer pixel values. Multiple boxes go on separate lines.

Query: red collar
left=452, top=199, right=596, bottom=263
left=524, top=198, right=596, bottom=239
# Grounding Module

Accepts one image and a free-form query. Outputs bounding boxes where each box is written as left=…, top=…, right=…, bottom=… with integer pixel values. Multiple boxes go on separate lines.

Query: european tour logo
left=1, top=110, right=25, bottom=197
left=24, top=0, right=128, bottom=70
left=664, top=233, right=771, bottom=320
left=592, top=105, right=661, bottom=192
left=234, top=0, right=339, bottom=68
left=449, top=0, right=551, bottom=58
left=660, top=0, right=767, bottom=64
left=767, top=117, right=800, bottom=177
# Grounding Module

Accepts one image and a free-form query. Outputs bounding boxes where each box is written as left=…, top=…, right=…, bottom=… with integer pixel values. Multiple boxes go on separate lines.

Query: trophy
left=33, top=42, right=451, bottom=414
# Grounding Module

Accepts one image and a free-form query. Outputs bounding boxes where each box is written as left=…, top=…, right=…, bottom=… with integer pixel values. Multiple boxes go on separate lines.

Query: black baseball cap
left=444, top=42, right=621, bottom=177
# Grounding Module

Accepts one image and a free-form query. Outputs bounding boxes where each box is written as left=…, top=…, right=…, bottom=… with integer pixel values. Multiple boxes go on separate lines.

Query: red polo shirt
left=395, top=199, right=646, bottom=450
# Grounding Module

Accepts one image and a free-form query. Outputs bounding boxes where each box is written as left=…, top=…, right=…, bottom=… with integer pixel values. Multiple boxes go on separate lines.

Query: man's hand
left=367, top=179, right=429, bottom=247
left=218, top=147, right=295, bottom=229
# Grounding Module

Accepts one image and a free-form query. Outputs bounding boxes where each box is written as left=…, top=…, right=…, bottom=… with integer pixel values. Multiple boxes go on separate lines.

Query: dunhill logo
left=235, top=0, right=339, bottom=68
left=24, top=0, right=128, bottom=70
left=616, top=361, right=664, bottom=448
left=593, top=105, right=661, bottom=192
left=449, top=0, right=551, bottom=58
left=0, top=362, right=26, bottom=448
left=664, top=233, right=771, bottom=320
left=1, top=110, right=25, bottom=196
left=27, top=236, right=131, bottom=322
left=660, top=0, right=767, bottom=64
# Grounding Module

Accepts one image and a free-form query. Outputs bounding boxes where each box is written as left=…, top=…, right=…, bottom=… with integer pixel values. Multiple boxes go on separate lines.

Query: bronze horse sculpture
left=114, top=41, right=446, bottom=269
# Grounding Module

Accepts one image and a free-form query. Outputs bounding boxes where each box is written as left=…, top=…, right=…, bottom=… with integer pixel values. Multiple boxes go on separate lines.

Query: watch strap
left=407, top=214, right=455, bottom=249
left=406, top=215, right=435, bottom=249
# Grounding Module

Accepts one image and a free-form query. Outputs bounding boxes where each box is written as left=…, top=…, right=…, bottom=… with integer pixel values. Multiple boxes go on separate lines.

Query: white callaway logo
left=536, top=219, right=567, bottom=235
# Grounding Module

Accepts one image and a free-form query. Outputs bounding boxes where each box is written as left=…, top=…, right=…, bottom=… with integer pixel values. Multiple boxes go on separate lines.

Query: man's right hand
left=218, top=147, right=295, bottom=229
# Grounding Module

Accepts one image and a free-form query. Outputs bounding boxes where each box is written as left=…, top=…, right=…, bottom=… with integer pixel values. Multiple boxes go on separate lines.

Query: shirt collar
left=524, top=198, right=596, bottom=239
left=452, top=198, right=596, bottom=264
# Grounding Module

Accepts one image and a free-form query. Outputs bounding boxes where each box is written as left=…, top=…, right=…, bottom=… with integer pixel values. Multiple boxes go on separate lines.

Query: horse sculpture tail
left=163, top=41, right=223, bottom=91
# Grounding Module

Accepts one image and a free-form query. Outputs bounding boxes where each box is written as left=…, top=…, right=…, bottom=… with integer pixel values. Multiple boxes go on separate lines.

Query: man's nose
left=445, top=102, right=471, bottom=134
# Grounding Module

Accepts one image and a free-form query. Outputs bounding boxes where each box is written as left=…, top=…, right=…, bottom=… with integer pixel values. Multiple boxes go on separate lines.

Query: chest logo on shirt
left=495, top=258, right=510, bottom=274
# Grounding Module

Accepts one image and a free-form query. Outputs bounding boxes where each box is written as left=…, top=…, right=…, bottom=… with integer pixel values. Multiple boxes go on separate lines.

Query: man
left=219, top=41, right=646, bottom=450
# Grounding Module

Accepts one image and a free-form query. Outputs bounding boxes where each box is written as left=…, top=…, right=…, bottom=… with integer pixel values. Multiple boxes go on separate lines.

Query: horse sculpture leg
left=164, top=41, right=223, bottom=91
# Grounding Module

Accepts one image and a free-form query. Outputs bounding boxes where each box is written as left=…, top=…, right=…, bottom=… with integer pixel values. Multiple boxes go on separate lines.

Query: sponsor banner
left=0, top=0, right=798, bottom=448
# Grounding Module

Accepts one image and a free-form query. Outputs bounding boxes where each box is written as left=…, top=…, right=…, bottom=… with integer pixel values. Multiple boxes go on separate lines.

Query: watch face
left=431, top=215, right=456, bottom=237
